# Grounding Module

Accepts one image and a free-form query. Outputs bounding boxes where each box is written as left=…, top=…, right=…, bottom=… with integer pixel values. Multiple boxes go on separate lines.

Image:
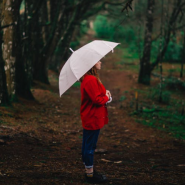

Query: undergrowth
left=130, top=85, right=185, bottom=140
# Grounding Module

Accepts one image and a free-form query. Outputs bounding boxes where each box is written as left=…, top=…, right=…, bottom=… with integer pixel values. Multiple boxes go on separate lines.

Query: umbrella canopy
left=59, top=40, right=119, bottom=96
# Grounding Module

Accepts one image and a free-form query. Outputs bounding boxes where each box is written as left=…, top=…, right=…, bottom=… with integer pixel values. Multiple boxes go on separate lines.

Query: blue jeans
left=82, top=129, right=100, bottom=168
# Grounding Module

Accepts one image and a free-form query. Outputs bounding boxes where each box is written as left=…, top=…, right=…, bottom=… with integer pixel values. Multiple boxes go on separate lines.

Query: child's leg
left=82, top=129, right=100, bottom=172
left=82, top=129, right=86, bottom=165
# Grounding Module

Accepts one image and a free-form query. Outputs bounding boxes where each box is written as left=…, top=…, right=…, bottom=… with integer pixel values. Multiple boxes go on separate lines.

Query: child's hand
left=106, top=90, right=111, bottom=99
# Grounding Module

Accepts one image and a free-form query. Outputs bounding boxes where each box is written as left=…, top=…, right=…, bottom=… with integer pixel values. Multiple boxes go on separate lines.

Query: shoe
left=85, top=170, right=108, bottom=184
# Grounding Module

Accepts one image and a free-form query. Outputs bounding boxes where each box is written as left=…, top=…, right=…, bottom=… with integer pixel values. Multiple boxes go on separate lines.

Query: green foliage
left=122, top=26, right=136, bottom=43
left=94, top=15, right=138, bottom=45
left=119, top=96, right=127, bottom=102
left=93, top=15, right=116, bottom=40
left=10, top=94, right=19, bottom=103
left=80, top=20, right=89, bottom=35
left=151, top=35, right=183, bottom=63
left=165, top=77, right=185, bottom=91
left=150, top=39, right=161, bottom=60
left=67, top=0, right=75, bottom=6
left=148, top=85, right=171, bottom=104
left=70, top=40, right=80, bottom=51
left=167, top=69, right=176, bottom=77
left=72, top=81, right=80, bottom=87
left=69, top=20, right=89, bottom=51
left=135, top=109, right=185, bottom=139
left=164, top=41, right=183, bottom=62
left=128, top=41, right=143, bottom=55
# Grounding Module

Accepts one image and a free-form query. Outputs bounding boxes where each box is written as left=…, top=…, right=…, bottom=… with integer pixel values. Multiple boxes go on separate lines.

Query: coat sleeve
left=84, top=78, right=109, bottom=106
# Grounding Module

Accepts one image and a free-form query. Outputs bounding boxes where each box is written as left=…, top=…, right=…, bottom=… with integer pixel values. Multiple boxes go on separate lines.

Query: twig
left=121, top=0, right=133, bottom=13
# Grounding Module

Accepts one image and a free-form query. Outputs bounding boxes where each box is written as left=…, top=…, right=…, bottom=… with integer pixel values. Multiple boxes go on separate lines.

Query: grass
left=136, top=112, right=185, bottom=140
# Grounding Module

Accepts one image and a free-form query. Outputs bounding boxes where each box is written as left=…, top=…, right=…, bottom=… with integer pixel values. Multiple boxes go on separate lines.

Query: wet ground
left=0, top=34, right=185, bottom=185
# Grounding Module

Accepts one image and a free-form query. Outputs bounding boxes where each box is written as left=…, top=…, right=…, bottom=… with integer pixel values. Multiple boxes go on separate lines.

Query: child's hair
left=80, top=65, right=101, bottom=83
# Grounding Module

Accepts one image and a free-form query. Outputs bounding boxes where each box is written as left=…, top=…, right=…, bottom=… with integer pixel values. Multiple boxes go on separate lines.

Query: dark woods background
left=0, top=0, right=185, bottom=106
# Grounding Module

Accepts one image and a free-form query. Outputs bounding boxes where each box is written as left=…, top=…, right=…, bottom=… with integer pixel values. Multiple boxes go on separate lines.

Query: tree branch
left=121, top=0, right=133, bottom=12
left=150, top=0, right=185, bottom=71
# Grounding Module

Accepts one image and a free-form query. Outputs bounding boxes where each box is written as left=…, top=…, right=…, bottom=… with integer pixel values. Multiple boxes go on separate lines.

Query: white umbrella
left=59, top=40, right=119, bottom=96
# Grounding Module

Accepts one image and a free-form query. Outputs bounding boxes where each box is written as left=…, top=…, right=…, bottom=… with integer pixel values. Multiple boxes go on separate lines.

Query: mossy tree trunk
left=1, top=0, right=19, bottom=101
left=0, top=23, right=10, bottom=106
left=0, top=0, right=10, bottom=106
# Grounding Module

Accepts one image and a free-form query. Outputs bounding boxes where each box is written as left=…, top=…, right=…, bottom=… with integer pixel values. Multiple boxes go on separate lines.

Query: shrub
left=93, top=15, right=115, bottom=40
left=164, top=41, right=183, bottom=63
left=148, top=86, right=171, bottom=104
left=94, top=15, right=137, bottom=44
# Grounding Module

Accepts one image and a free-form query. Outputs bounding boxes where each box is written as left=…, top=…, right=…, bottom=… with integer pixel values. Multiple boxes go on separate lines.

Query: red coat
left=80, top=74, right=109, bottom=130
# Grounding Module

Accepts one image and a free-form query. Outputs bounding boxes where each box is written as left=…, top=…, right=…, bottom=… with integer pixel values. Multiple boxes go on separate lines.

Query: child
left=80, top=61, right=111, bottom=184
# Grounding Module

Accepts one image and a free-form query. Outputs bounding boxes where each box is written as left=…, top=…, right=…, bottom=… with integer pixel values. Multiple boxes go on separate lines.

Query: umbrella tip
left=69, top=48, right=74, bottom=53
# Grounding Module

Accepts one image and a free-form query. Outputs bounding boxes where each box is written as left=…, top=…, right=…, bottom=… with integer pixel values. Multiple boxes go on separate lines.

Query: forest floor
left=0, top=31, right=185, bottom=185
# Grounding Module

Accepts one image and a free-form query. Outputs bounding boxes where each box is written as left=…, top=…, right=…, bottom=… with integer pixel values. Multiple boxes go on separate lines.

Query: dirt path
left=1, top=35, right=185, bottom=185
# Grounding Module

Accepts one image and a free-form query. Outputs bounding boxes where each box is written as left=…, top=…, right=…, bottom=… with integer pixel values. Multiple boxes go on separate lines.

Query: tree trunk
left=180, top=30, right=185, bottom=78
left=32, top=0, right=63, bottom=84
left=32, top=3, right=48, bottom=84
left=36, top=0, right=62, bottom=82
left=2, top=0, right=18, bottom=100
left=15, top=6, right=34, bottom=100
left=158, top=0, right=164, bottom=103
left=0, top=23, right=10, bottom=106
left=138, top=0, right=155, bottom=85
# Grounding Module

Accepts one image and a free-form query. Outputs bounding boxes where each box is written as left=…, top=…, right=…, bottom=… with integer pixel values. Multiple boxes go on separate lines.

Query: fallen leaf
left=95, top=149, right=108, bottom=154
left=101, top=159, right=112, bottom=163
left=177, top=164, right=185, bottom=167
left=114, top=161, right=122, bottom=164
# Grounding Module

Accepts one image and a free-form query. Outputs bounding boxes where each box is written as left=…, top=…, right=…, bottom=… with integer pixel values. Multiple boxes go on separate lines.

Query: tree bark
left=138, top=0, right=155, bottom=85
left=180, top=30, right=185, bottom=78
left=1, top=0, right=19, bottom=100
left=31, top=0, right=47, bottom=83
left=15, top=2, right=34, bottom=100
left=0, top=22, right=10, bottom=106
left=36, top=0, right=63, bottom=81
